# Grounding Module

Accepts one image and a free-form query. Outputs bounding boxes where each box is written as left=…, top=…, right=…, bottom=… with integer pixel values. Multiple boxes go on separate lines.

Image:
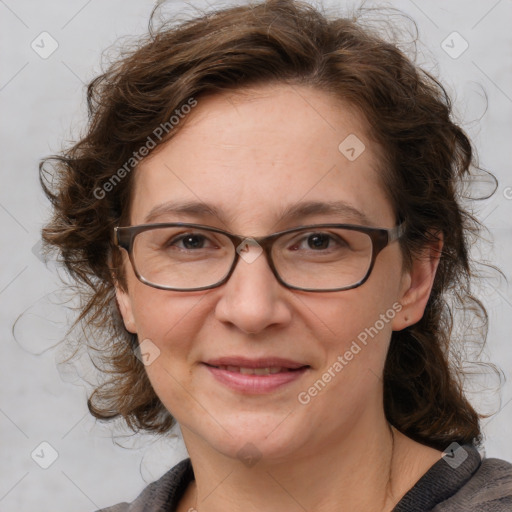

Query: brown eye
left=171, top=233, right=209, bottom=250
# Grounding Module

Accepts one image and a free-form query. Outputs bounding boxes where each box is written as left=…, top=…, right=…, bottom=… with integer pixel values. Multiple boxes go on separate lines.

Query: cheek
left=309, top=288, right=398, bottom=349
left=126, top=285, right=223, bottom=349
left=128, top=288, right=206, bottom=416
left=128, top=281, right=201, bottom=339
left=126, top=284, right=207, bottom=388
left=305, top=262, right=403, bottom=376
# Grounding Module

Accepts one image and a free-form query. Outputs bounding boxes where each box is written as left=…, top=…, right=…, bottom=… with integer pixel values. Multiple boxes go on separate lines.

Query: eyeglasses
left=114, top=221, right=406, bottom=292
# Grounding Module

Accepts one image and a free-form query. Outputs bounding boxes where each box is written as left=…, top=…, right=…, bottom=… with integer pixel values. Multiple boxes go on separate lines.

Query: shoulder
left=434, top=456, right=512, bottom=511
left=95, top=458, right=193, bottom=512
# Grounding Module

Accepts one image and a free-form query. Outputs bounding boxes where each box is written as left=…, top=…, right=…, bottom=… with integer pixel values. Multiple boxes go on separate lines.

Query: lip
left=204, top=356, right=307, bottom=369
left=203, top=357, right=310, bottom=394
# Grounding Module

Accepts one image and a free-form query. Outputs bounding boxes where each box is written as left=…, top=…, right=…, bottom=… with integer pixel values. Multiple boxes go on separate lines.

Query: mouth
left=204, top=356, right=309, bottom=372
left=202, top=357, right=311, bottom=394
left=206, top=365, right=306, bottom=375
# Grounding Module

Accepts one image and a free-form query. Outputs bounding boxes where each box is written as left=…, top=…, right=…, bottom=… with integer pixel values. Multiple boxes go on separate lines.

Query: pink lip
left=203, top=357, right=310, bottom=394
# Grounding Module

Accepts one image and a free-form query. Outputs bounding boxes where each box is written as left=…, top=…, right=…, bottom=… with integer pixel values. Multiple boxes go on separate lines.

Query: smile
left=209, top=365, right=302, bottom=375
left=203, top=362, right=310, bottom=394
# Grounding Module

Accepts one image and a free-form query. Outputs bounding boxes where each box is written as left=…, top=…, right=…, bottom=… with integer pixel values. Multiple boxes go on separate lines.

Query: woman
left=40, top=1, right=512, bottom=510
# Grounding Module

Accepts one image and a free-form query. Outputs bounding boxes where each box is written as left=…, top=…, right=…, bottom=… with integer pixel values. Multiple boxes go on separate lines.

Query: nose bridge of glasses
left=230, top=233, right=277, bottom=273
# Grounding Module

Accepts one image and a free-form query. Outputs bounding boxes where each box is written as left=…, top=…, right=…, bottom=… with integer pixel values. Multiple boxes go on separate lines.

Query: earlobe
left=115, top=287, right=137, bottom=334
left=392, top=234, right=443, bottom=331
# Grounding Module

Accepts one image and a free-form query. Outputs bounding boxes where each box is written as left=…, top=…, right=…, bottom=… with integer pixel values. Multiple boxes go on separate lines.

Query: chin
left=186, top=411, right=313, bottom=465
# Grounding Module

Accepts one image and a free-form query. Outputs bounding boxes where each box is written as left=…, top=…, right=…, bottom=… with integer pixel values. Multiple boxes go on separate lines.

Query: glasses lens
left=272, top=227, right=373, bottom=290
left=132, top=226, right=234, bottom=289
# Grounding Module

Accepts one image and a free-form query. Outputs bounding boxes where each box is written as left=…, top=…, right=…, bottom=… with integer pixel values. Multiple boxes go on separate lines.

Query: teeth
left=216, top=365, right=291, bottom=375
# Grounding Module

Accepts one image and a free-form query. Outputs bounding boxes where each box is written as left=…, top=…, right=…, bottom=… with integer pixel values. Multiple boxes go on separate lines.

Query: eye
left=291, top=232, right=348, bottom=251
left=169, top=233, right=215, bottom=250
left=304, top=233, right=331, bottom=250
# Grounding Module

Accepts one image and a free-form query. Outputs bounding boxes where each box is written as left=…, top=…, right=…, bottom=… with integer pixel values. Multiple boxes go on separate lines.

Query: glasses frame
left=114, top=221, right=406, bottom=293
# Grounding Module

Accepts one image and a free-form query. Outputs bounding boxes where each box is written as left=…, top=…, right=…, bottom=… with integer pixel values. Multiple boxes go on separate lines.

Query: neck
left=180, top=413, right=436, bottom=512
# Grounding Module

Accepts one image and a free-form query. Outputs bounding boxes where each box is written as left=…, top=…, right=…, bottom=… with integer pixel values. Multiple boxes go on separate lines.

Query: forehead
left=130, top=84, right=395, bottom=232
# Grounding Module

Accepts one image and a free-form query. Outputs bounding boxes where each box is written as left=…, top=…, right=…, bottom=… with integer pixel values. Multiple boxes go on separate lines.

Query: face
left=116, top=83, right=418, bottom=462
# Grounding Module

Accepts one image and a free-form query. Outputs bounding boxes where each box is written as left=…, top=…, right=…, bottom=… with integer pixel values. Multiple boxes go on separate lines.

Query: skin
left=116, top=83, right=444, bottom=512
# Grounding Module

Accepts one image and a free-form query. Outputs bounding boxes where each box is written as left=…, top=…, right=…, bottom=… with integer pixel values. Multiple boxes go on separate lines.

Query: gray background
left=0, top=0, right=511, bottom=510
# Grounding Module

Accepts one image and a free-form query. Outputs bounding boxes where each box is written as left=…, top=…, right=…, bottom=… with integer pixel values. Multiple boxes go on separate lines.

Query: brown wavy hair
left=40, top=0, right=497, bottom=449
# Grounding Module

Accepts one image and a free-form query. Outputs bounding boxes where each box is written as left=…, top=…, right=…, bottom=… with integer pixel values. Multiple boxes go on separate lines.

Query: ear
left=115, top=286, right=137, bottom=334
left=392, top=233, right=443, bottom=331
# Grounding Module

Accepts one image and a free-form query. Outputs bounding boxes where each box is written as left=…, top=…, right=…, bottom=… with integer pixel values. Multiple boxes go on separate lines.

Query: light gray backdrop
left=1, top=0, right=511, bottom=510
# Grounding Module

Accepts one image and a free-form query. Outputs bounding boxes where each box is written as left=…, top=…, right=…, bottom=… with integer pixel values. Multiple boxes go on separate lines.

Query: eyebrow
left=143, top=199, right=372, bottom=227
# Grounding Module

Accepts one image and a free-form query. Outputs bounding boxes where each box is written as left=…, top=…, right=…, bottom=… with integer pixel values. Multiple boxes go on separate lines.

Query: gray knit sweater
left=97, top=445, right=512, bottom=511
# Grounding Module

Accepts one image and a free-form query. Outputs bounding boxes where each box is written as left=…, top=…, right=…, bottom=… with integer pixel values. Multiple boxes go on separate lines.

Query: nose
left=213, top=244, right=292, bottom=335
